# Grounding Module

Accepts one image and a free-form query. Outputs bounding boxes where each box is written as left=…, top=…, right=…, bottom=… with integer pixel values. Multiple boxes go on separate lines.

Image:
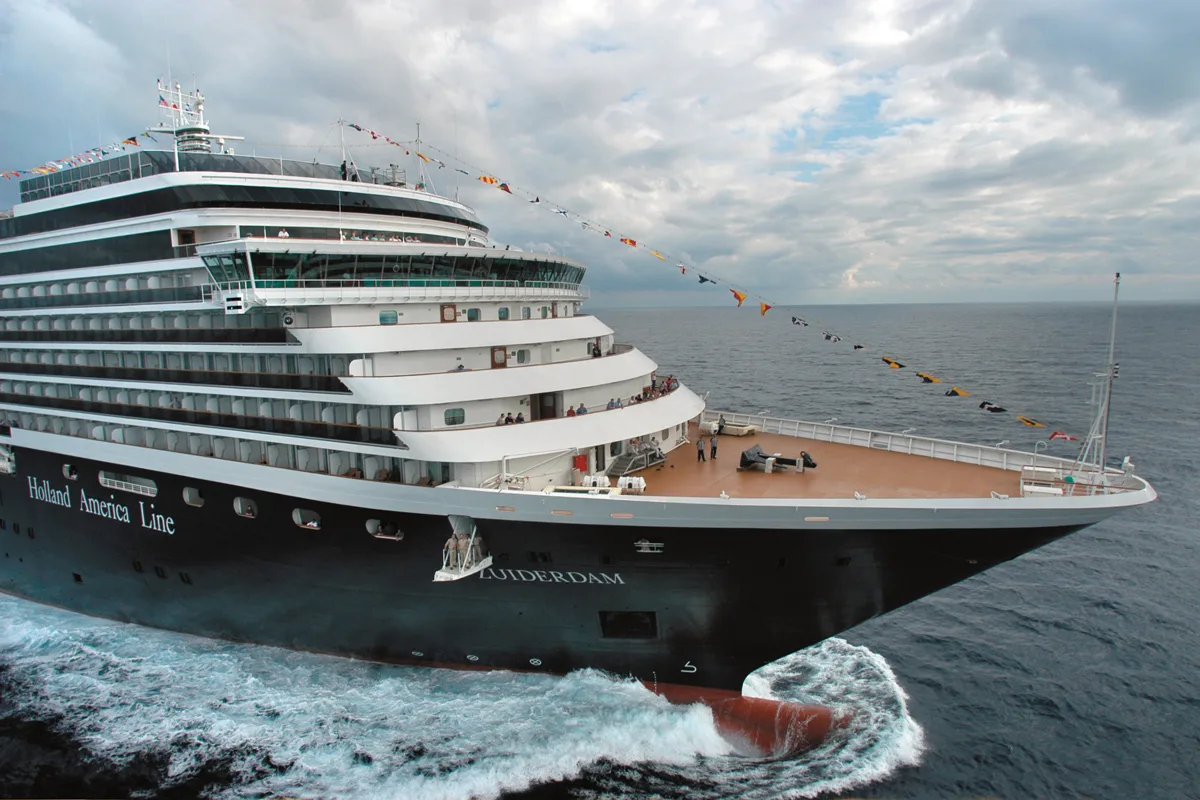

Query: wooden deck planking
left=631, top=425, right=1021, bottom=500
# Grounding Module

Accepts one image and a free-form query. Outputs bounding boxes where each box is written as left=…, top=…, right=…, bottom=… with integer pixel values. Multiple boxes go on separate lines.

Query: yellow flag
left=649, top=250, right=666, bottom=261
left=731, top=290, right=747, bottom=307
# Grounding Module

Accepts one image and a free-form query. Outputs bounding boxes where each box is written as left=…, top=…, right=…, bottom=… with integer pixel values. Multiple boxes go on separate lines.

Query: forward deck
left=632, top=423, right=1021, bottom=500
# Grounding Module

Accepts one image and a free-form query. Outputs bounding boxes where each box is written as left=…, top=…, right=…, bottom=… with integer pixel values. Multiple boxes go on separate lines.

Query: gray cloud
left=1, top=0, right=1199, bottom=305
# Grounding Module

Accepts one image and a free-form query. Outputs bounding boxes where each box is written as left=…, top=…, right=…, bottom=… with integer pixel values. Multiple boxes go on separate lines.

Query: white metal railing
left=1017, top=464, right=1136, bottom=497
left=207, top=280, right=588, bottom=306
left=701, top=409, right=1139, bottom=494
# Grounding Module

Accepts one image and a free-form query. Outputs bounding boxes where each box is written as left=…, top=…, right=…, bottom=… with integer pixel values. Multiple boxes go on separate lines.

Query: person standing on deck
left=710, top=437, right=718, bottom=461
left=697, top=437, right=707, bottom=462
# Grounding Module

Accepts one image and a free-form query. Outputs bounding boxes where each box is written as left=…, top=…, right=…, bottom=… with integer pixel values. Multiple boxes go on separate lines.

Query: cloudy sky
left=2, top=0, right=1199, bottom=305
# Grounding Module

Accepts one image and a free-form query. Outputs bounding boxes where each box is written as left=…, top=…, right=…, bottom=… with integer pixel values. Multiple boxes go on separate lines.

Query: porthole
left=529, top=658, right=542, bottom=666
left=411, top=651, right=424, bottom=657
left=62, top=464, right=78, bottom=480
left=233, top=497, right=257, bottom=518
left=366, top=519, right=403, bottom=540
left=293, top=508, right=322, bottom=530
left=466, top=654, right=479, bottom=662
left=182, top=486, right=204, bottom=508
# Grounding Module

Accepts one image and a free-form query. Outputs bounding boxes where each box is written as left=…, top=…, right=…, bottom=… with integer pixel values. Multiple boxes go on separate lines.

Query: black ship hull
left=0, top=444, right=1085, bottom=693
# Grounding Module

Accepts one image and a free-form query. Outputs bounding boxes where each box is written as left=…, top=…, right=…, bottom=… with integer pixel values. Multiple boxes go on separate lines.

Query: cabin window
left=233, top=497, right=257, bottom=518
left=516, top=349, right=529, bottom=365
left=610, top=441, right=623, bottom=457
left=366, top=518, right=404, bottom=540
left=182, top=486, right=204, bottom=507
left=444, top=408, right=465, bottom=426
left=599, top=611, right=658, bottom=639
left=379, top=310, right=398, bottom=325
left=293, top=508, right=322, bottom=530
left=466, top=308, right=481, bottom=322
left=540, top=307, right=549, bottom=319
left=498, top=307, right=510, bottom=321
left=521, top=307, right=531, bottom=320
left=98, top=470, right=157, bottom=497
left=62, top=463, right=78, bottom=480
left=662, top=429, right=670, bottom=440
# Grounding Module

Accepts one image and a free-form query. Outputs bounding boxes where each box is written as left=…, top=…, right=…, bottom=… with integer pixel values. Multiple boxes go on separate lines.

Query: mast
left=1075, top=272, right=1121, bottom=473
left=147, top=78, right=243, bottom=167
left=1098, top=272, right=1121, bottom=472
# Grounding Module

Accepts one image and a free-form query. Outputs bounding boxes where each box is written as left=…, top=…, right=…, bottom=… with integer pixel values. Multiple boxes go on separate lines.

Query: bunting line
left=1, top=132, right=157, bottom=179
left=340, top=119, right=1080, bottom=438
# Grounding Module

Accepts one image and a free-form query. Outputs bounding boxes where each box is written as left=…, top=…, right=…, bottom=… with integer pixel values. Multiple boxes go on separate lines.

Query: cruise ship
left=0, top=87, right=1156, bottom=756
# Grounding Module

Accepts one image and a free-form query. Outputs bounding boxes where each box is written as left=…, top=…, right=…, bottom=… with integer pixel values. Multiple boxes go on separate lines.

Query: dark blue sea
left=1, top=302, right=1196, bottom=799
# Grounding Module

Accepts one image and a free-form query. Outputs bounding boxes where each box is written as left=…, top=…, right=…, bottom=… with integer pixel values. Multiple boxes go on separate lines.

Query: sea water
left=1, top=302, right=1197, bottom=799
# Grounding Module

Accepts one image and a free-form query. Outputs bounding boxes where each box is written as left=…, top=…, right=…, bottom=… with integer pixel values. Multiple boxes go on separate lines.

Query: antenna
left=147, top=78, right=243, bottom=167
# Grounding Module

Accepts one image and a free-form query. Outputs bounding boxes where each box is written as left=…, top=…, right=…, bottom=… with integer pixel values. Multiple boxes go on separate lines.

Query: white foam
left=0, top=594, right=921, bottom=799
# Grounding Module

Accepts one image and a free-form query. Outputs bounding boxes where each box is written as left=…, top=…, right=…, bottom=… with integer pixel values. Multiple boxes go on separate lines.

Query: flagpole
left=1098, top=272, right=1120, bottom=473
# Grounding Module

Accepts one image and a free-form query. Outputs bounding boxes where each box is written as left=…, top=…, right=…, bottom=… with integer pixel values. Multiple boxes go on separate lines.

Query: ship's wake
left=0, top=595, right=921, bottom=799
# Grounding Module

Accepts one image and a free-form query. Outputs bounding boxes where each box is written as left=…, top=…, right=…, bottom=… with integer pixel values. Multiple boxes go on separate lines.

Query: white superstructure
left=0, top=92, right=698, bottom=499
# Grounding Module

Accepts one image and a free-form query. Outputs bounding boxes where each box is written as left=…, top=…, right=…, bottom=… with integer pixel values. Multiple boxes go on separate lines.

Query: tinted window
left=3, top=182, right=488, bottom=241
left=379, top=310, right=398, bottom=325
left=0, top=231, right=174, bottom=277
left=444, top=408, right=465, bottom=426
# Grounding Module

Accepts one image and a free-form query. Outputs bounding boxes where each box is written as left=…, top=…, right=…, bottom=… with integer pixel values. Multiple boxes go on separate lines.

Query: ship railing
left=701, top=409, right=1139, bottom=493
left=207, top=279, right=588, bottom=304
left=1017, top=465, right=1138, bottom=497
left=490, top=448, right=576, bottom=491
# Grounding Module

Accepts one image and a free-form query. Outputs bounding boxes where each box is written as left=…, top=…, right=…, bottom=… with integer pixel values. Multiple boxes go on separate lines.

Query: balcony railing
left=208, top=278, right=588, bottom=305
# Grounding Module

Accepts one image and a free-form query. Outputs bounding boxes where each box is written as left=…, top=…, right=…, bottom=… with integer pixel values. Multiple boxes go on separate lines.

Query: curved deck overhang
left=344, top=348, right=656, bottom=406
left=393, top=384, right=704, bottom=462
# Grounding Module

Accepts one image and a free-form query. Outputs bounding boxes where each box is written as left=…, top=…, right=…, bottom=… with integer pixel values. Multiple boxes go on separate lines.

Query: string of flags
left=2, top=132, right=156, bottom=180
left=0, top=116, right=1081, bottom=441
left=342, top=121, right=780, bottom=317
left=340, top=121, right=1086, bottom=441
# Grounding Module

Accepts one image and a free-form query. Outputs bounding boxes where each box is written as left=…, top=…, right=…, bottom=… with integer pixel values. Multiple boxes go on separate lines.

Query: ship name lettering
left=139, top=501, right=176, bottom=535
left=479, top=568, right=624, bottom=585
left=27, top=477, right=71, bottom=508
left=78, top=489, right=131, bottom=523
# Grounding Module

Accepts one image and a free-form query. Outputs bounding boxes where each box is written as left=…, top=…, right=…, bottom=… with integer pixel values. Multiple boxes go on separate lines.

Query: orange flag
left=620, top=237, right=637, bottom=247
left=478, top=175, right=498, bottom=185
left=760, top=302, right=771, bottom=316
left=731, top=289, right=747, bottom=307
